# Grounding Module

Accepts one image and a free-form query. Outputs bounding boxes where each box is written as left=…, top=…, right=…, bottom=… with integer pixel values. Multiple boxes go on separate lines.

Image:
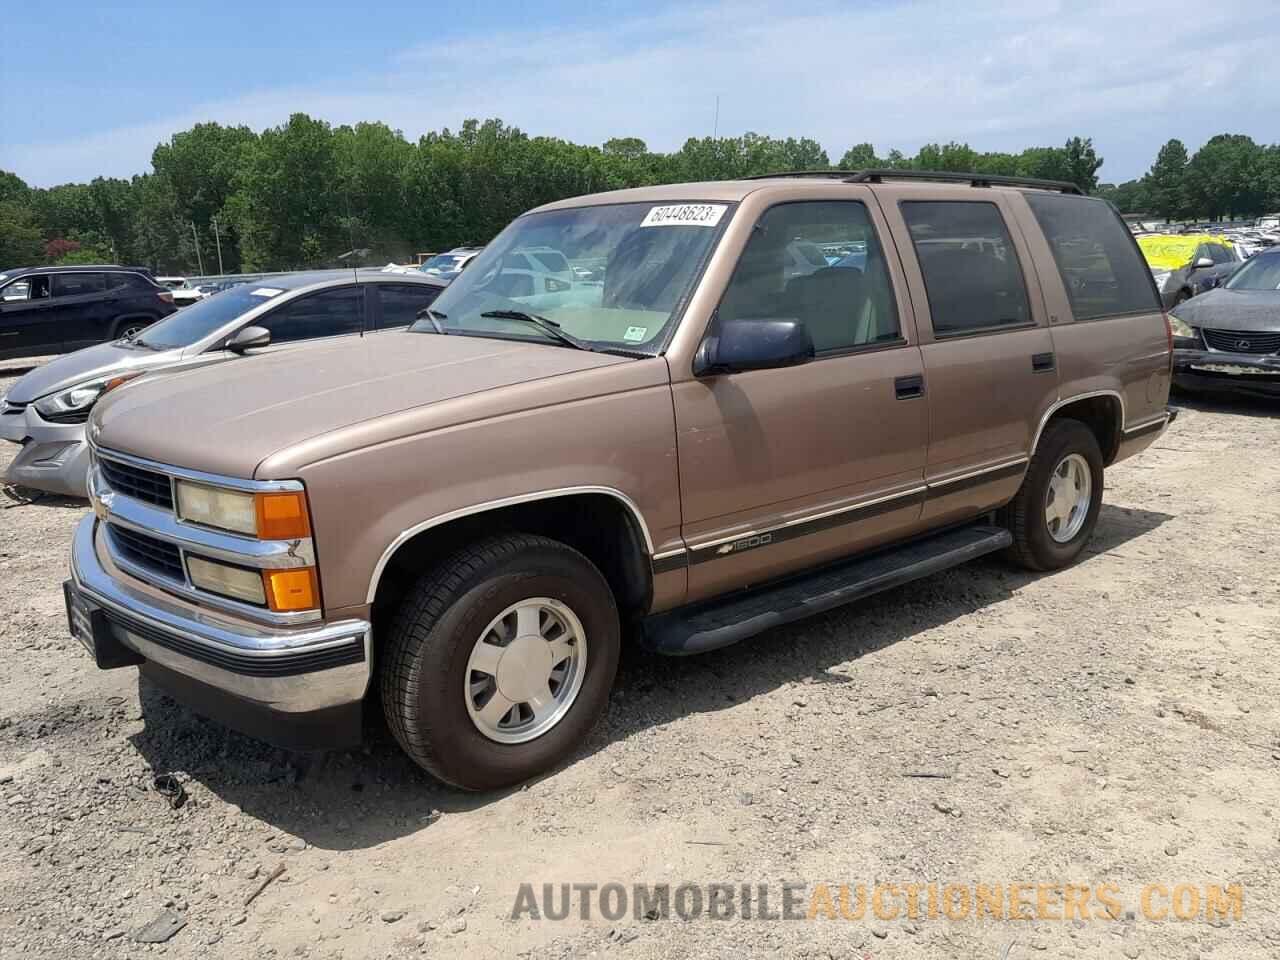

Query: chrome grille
left=108, top=524, right=185, bottom=581
left=99, top=457, right=174, bottom=509
left=1201, top=329, right=1280, bottom=355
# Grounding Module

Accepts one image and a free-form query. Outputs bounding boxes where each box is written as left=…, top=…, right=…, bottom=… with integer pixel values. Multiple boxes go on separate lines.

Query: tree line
left=0, top=115, right=1275, bottom=275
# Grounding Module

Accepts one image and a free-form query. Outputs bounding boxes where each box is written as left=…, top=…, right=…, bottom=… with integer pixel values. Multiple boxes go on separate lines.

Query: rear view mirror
left=226, top=325, right=271, bottom=354
left=694, top=317, right=814, bottom=376
left=1193, top=257, right=1214, bottom=269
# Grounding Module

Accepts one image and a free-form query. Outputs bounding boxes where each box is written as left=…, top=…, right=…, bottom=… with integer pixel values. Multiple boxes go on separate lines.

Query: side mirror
left=1192, top=257, right=1214, bottom=270
left=226, top=325, right=271, bottom=354
left=694, top=317, right=814, bottom=376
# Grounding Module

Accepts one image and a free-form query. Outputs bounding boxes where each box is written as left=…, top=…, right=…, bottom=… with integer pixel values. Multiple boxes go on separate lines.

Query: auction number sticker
left=640, top=204, right=728, bottom=228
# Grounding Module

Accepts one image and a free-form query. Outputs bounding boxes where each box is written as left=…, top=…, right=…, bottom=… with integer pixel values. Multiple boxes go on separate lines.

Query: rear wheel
left=999, top=418, right=1103, bottom=571
left=380, top=533, right=620, bottom=790
left=113, top=318, right=150, bottom=340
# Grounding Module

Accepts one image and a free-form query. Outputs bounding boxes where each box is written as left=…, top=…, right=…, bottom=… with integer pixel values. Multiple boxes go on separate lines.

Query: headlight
left=174, top=480, right=312, bottom=540
left=1168, top=315, right=1196, bottom=339
left=175, top=481, right=258, bottom=535
left=1151, top=271, right=1171, bottom=292
left=186, top=556, right=267, bottom=604
left=34, top=373, right=139, bottom=420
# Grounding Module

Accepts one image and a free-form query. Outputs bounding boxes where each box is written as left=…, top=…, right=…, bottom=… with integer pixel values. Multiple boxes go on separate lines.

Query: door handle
left=1031, top=352, right=1056, bottom=373
left=894, top=374, right=925, bottom=400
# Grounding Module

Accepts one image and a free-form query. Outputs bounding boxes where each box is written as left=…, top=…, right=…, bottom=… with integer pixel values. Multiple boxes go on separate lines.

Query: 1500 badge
left=716, top=533, right=774, bottom=556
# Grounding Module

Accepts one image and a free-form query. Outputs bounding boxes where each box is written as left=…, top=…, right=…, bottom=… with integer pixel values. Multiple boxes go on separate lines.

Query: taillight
left=1163, top=312, right=1173, bottom=371
left=157, top=290, right=174, bottom=304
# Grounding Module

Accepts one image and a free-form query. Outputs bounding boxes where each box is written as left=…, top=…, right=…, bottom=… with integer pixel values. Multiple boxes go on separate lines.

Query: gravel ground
left=1, top=359, right=1278, bottom=959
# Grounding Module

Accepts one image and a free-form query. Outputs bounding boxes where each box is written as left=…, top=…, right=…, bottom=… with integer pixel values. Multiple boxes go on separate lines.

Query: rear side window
left=377, top=283, right=442, bottom=328
left=1024, top=194, right=1160, bottom=321
left=900, top=201, right=1031, bottom=336
left=529, top=250, right=569, bottom=273
left=258, top=287, right=365, bottom=344
left=51, top=273, right=107, bottom=297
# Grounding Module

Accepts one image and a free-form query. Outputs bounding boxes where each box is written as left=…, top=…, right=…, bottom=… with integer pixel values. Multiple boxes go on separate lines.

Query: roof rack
left=742, top=168, right=1083, bottom=195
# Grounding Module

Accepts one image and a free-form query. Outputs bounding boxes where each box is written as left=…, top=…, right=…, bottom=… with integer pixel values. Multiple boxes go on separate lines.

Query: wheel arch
left=367, top=487, right=655, bottom=622
left=1031, top=390, right=1125, bottom=466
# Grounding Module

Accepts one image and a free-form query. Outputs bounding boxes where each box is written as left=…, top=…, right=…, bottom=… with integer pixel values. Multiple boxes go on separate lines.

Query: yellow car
left=1136, top=234, right=1240, bottom=308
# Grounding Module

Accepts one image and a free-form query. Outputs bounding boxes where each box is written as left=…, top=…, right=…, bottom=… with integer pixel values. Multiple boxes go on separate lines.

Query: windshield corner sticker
left=249, top=287, right=284, bottom=297
left=623, top=326, right=648, bottom=342
left=640, top=204, right=728, bottom=228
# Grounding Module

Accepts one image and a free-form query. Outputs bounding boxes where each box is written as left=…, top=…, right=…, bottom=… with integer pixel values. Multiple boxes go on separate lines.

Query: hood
left=6, top=340, right=182, bottom=404
left=92, top=331, right=628, bottom=478
left=1171, top=288, right=1280, bottom=332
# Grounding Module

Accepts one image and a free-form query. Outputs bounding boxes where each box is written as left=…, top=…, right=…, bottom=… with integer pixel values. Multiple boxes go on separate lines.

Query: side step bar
left=640, top=524, right=1012, bottom=656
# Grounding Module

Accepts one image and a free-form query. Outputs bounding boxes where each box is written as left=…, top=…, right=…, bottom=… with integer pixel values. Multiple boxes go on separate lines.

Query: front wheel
left=380, top=533, right=620, bottom=790
left=999, top=418, right=1104, bottom=571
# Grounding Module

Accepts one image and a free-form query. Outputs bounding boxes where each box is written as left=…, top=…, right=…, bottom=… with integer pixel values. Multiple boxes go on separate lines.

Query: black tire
left=380, top=533, right=620, bottom=791
left=113, top=317, right=151, bottom=340
left=999, top=418, right=1104, bottom=571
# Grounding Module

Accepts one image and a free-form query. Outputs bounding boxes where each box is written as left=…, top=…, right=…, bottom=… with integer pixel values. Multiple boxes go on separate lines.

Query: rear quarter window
left=1024, top=194, right=1159, bottom=321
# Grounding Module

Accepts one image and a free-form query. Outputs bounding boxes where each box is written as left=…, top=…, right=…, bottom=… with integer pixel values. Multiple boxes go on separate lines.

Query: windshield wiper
left=414, top=307, right=448, bottom=334
left=480, top=310, right=595, bottom=352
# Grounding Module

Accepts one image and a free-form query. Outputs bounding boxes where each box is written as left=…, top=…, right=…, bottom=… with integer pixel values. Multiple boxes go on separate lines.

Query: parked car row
left=1, top=270, right=446, bottom=495
left=39, top=171, right=1178, bottom=791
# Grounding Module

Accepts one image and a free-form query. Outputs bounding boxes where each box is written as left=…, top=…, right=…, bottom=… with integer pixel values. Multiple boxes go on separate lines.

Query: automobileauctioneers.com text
left=511, top=881, right=1243, bottom=924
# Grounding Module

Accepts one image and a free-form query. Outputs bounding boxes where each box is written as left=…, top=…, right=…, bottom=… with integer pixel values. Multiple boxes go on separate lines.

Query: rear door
left=0, top=274, right=62, bottom=357
left=53, top=271, right=112, bottom=349
left=877, top=188, right=1058, bottom=526
left=372, top=283, right=444, bottom=331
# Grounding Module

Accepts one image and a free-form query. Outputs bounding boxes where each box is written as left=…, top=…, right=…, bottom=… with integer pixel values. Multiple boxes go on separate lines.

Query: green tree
left=0, top=200, right=44, bottom=267
left=838, top=143, right=880, bottom=169
left=1143, top=139, right=1190, bottom=220
left=1185, top=134, right=1265, bottom=219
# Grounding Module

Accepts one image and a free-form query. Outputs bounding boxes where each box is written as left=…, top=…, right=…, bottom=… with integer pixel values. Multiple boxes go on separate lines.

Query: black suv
left=0, top=266, right=177, bottom=361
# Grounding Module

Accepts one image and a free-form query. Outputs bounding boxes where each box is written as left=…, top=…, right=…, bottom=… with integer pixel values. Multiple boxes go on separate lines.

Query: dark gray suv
left=0, top=265, right=177, bottom=360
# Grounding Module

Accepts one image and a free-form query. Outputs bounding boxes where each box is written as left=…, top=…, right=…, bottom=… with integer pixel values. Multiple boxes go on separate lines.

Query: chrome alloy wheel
left=464, top=598, right=587, bottom=744
left=1044, top=452, right=1092, bottom=544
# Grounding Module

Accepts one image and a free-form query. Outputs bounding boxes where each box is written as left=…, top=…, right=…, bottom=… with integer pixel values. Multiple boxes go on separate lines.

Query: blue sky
left=2, top=0, right=1277, bottom=188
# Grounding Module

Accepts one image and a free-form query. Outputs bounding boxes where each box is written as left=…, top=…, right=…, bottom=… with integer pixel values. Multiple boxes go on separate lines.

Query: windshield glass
left=1224, top=254, right=1280, bottom=291
left=420, top=254, right=467, bottom=273
left=414, top=201, right=733, bottom=353
left=138, top=284, right=284, bottom=349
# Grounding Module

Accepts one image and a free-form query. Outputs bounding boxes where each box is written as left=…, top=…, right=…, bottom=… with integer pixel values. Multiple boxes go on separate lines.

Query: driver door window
left=258, top=287, right=365, bottom=344
left=717, top=200, right=901, bottom=354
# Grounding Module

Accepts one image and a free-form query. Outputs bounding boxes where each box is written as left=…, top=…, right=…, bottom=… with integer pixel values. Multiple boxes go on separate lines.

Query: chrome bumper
left=69, top=514, right=370, bottom=714
left=0, top=402, right=91, bottom=498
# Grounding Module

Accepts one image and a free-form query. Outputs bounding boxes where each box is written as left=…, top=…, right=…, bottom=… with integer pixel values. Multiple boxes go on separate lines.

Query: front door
left=0, top=274, right=61, bottom=358
left=878, top=190, right=1059, bottom=526
left=671, top=195, right=929, bottom=602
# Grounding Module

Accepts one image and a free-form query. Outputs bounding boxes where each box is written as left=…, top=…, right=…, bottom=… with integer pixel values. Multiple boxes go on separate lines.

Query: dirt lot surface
left=1, top=358, right=1278, bottom=959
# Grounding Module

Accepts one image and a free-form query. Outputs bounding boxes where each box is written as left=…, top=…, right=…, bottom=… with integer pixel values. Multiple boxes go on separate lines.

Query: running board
left=640, top=524, right=1012, bottom=656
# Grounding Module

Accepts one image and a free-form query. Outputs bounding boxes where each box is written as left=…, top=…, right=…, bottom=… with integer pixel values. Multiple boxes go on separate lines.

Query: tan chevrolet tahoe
left=65, top=171, right=1175, bottom=790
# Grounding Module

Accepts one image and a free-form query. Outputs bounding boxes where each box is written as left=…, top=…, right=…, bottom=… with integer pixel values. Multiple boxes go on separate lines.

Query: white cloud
left=3, top=0, right=1277, bottom=187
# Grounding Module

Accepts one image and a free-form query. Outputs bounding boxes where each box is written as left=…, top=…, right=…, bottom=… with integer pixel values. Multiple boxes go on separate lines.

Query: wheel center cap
left=495, top=634, right=553, bottom=703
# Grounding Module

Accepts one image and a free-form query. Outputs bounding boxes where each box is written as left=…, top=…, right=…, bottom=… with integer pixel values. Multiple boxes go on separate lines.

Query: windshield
left=413, top=201, right=733, bottom=353
left=1224, top=254, right=1280, bottom=291
left=420, top=254, right=467, bottom=273
left=138, top=284, right=284, bottom=349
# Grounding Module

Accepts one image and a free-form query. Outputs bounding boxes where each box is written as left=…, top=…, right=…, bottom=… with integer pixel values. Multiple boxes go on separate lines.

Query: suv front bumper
left=68, top=514, right=370, bottom=749
left=0, top=401, right=92, bottom=498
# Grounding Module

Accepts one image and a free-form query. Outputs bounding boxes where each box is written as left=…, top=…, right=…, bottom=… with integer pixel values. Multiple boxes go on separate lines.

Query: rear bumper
left=0, top=403, right=91, bottom=497
left=1173, top=349, right=1280, bottom=398
left=69, top=514, right=369, bottom=749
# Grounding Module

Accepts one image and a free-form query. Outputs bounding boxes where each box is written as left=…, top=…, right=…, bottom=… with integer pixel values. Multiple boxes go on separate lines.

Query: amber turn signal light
left=263, top=567, right=320, bottom=612
left=255, top=491, right=311, bottom=540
